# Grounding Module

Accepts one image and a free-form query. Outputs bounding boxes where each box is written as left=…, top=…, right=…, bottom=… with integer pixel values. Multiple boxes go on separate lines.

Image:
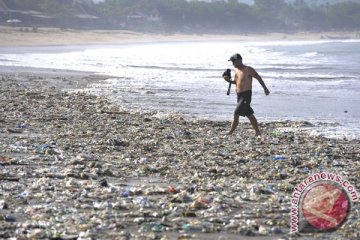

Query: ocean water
left=1, top=40, right=359, bottom=139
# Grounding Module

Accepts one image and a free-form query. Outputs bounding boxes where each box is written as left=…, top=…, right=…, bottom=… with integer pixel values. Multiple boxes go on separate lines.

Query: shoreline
left=1, top=26, right=359, bottom=47
left=1, top=68, right=359, bottom=239
left=1, top=65, right=359, bottom=141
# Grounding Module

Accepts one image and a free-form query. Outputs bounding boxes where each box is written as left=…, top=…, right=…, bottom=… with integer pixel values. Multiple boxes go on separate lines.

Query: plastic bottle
left=5, top=214, right=16, bottom=222
left=139, top=197, right=151, bottom=208
left=151, top=223, right=164, bottom=232
left=121, top=191, right=130, bottom=197
left=272, top=155, right=286, bottom=161
left=18, top=190, right=29, bottom=199
left=183, top=223, right=202, bottom=232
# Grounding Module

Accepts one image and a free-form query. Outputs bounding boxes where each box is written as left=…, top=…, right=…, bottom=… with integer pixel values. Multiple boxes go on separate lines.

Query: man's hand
left=223, top=75, right=230, bottom=81
left=222, top=69, right=231, bottom=78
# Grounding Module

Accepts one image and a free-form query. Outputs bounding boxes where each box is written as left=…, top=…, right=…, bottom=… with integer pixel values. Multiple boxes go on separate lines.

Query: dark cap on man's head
left=228, top=53, right=242, bottom=61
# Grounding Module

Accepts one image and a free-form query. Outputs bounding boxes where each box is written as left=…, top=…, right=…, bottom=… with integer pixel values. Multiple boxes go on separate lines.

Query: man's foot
left=225, top=131, right=233, bottom=136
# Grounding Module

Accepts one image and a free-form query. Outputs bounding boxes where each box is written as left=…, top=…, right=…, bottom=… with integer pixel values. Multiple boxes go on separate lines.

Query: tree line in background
left=7, top=0, right=360, bottom=32
left=91, top=0, right=360, bottom=32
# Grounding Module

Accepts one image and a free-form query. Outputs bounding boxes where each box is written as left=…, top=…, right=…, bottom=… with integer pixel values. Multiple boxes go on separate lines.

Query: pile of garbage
left=0, top=76, right=359, bottom=239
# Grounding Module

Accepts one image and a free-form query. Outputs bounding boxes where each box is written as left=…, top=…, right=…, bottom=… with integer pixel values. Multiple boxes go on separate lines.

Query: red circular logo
left=301, top=182, right=350, bottom=231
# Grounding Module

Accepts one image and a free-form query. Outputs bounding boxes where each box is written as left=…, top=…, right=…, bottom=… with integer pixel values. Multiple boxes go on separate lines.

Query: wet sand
left=0, top=26, right=359, bottom=47
left=0, top=67, right=359, bottom=239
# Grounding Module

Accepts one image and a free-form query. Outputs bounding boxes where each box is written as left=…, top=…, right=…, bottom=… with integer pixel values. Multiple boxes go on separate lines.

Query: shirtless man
left=223, top=53, right=270, bottom=136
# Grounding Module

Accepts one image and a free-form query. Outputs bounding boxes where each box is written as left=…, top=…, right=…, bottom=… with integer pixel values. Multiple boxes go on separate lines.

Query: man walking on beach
left=223, top=53, right=270, bottom=136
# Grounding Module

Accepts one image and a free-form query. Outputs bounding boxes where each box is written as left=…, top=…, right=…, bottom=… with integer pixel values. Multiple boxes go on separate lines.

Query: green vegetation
left=12, top=0, right=77, bottom=17
left=95, top=0, right=360, bottom=32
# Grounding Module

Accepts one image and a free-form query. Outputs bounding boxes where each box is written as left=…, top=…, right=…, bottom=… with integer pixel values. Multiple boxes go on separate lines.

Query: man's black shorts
left=235, top=90, right=254, bottom=117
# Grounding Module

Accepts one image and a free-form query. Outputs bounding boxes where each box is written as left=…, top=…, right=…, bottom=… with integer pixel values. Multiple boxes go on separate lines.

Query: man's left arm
left=250, top=67, right=270, bottom=95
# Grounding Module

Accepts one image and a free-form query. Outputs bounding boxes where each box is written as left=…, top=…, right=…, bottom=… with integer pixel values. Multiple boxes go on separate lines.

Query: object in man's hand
left=222, top=69, right=231, bottom=77
left=222, top=69, right=232, bottom=96
left=226, top=81, right=231, bottom=95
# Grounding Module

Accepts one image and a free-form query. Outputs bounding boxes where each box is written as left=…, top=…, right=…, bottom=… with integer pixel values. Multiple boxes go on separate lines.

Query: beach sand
left=1, top=26, right=359, bottom=46
left=0, top=29, right=359, bottom=239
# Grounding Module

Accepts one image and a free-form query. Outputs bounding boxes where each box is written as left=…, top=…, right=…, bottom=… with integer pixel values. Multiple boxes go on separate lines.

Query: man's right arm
left=223, top=76, right=235, bottom=84
left=222, top=69, right=236, bottom=84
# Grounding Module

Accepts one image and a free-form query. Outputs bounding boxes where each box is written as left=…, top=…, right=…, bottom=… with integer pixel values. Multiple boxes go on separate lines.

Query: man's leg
left=247, top=114, right=261, bottom=136
left=228, top=113, right=239, bottom=135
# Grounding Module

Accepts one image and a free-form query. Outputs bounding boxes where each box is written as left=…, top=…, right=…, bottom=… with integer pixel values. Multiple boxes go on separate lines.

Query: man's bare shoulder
left=246, top=65, right=255, bottom=71
left=246, top=66, right=259, bottom=76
